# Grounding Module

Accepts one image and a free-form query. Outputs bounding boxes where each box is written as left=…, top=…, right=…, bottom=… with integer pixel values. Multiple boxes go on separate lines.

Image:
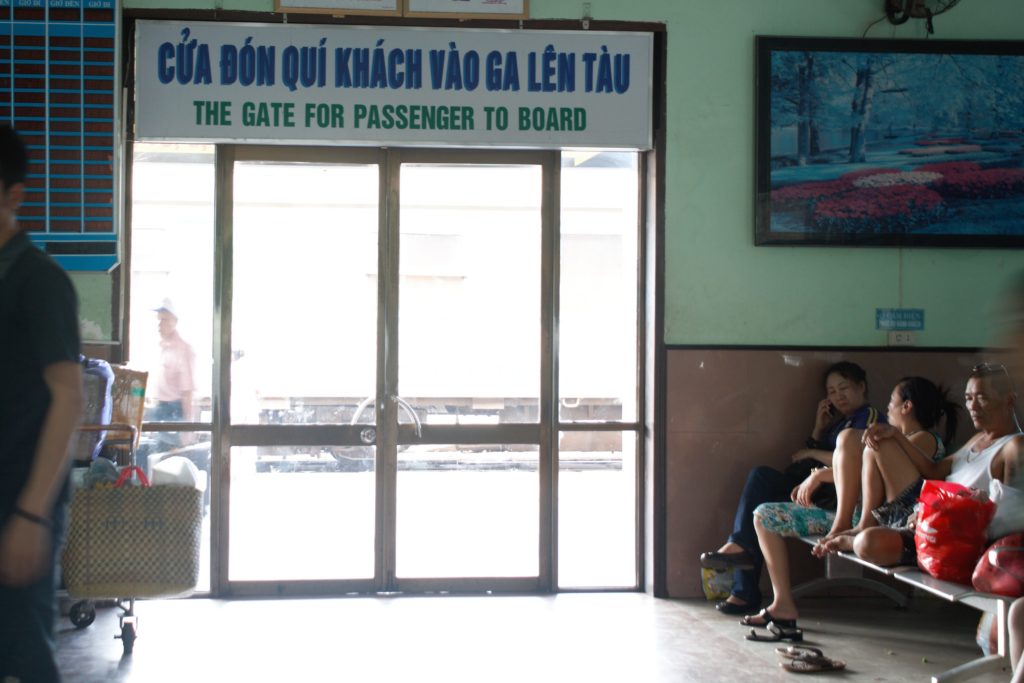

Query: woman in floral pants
left=743, top=376, right=957, bottom=636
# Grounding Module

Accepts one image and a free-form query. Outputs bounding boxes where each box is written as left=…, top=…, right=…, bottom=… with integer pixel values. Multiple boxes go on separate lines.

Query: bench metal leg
left=791, top=553, right=908, bottom=607
left=931, top=654, right=1009, bottom=683
left=938, top=592, right=1014, bottom=683
left=791, top=576, right=908, bottom=607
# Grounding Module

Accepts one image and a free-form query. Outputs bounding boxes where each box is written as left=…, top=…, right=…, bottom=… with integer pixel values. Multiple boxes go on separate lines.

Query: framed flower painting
left=755, top=36, right=1024, bottom=247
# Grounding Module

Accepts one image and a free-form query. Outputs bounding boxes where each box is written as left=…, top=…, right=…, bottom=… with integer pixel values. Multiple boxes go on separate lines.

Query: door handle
left=350, top=395, right=422, bottom=439
left=392, top=396, right=423, bottom=439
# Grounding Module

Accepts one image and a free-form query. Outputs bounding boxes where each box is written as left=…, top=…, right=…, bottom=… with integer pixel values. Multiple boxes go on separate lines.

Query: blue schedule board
left=0, top=0, right=118, bottom=271
left=876, top=308, right=925, bottom=331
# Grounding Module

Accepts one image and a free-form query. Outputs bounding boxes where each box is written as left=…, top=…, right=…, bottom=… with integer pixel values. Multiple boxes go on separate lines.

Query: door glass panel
left=396, top=444, right=539, bottom=578
left=129, top=143, right=214, bottom=592
left=129, top=143, right=215, bottom=427
left=228, top=445, right=376, bottom=581
left=398, top=164, right=542, bottom=425
left=395, top=163, right=542, bottom=580
left=559, top=151, right=639, bottom=423
left=229, top=160, right=378, bottom=581
left=231, top=161, right=379, bottom=427
left=558, top=430, right=637, bottom=588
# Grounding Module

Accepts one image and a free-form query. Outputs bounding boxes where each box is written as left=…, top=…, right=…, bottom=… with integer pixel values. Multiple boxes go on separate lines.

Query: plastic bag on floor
left=701, top=567, right=732, bottom=601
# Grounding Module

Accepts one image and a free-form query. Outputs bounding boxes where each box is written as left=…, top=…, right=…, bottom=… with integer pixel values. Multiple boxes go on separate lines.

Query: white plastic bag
left=987, top=479, right=1024, bottom=540
left=151, top=455, right=203, bottom=490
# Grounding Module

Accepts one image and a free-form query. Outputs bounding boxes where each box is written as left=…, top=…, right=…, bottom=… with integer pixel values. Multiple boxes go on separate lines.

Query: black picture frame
left=755, top=36, right=1024, bottom=247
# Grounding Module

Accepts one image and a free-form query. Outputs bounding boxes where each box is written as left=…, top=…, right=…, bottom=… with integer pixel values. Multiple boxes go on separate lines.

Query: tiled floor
left=56, top=592, right=1011, bottom=682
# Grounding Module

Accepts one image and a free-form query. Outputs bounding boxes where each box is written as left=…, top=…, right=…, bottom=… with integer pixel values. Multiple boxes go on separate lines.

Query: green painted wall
left=113, top=0, right=1024, bottom=348
left=645, top=0, right=1024, bottom=348
left=70, top=271, right=114, bottom=342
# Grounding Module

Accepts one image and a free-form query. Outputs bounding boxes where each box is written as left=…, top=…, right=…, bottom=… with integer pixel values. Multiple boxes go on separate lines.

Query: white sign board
left=275, top=0, right=399, bottom=15
left=405, top=0, right=526, bottom=17
left=134, top=21, right=653, bottom=149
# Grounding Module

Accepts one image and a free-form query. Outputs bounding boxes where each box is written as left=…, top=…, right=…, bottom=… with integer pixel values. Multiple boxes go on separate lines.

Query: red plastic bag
left=915, top=480, right=996, bottom=584
left=972, top=532, right=1024, bottom=597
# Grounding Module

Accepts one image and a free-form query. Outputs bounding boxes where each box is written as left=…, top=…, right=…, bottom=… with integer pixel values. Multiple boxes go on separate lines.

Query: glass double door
left=222, top=146, right=555, bottom=594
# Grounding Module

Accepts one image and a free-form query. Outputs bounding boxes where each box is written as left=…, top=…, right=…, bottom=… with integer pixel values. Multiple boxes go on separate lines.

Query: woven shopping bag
left=62, top=466, right=203, bottom=599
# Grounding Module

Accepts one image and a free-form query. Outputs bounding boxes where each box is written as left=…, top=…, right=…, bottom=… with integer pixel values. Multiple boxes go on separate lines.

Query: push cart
left=64, top=465, right=203, bottom=655
left=63, top=367, right=152, bottom=653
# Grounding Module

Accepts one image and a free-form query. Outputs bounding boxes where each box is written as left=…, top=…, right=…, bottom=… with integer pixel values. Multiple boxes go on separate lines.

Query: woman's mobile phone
left=827, top=403, right=837, bottom=417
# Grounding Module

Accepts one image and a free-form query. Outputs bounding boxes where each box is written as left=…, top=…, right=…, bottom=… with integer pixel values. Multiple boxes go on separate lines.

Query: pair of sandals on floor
left=741, top=608, right=804, bottom=643
left=776, top=645, right=847, bottom=674
left=743, top=612, right=846, bottom=674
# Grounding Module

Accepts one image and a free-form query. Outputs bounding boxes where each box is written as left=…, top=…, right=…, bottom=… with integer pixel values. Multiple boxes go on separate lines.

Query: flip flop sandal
left=746, top=628, right=782, bottom=642
left=740, top=609, right=771, bottom=627
left=769, top=622, right=804, bottom=642
left=745, top=623, right=803, bottom=643
left=740, top=609, right=797, bottom=630
left=780, top=656, right=846, bottom=673
left=775, top=646, right=824, bottom=661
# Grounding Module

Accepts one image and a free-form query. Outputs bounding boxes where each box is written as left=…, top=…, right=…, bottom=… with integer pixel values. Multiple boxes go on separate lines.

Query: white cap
left=153, top=297, right=177, bottom=319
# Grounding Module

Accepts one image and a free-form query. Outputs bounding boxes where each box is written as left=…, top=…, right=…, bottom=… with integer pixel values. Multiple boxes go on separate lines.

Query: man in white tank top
left=943, top=364, right=1022, bottom=490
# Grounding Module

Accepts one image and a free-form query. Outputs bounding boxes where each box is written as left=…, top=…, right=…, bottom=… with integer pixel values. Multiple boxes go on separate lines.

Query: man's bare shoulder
left=991, top=432, right=1024, bottom=465
left=1005, top=432, right=1024, bottom=451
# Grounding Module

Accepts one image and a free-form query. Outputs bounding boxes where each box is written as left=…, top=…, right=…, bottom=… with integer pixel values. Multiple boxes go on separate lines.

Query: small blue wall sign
left=876, top=308, right=925, bottom=331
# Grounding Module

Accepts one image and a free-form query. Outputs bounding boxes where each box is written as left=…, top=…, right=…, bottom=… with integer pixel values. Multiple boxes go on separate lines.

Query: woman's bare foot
left=742, top=603, right=799, bottom=626
left=824, top=521, right=854, bottom=539
left=717, top=541, right=744, bottom=554
left=815, top=526, right=857, bottom=548
left=812, top=533, right=855, bottom=558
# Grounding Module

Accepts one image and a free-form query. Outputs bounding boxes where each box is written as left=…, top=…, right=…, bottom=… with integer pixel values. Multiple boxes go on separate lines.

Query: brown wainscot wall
left=665, top=347, right=992, bottom=599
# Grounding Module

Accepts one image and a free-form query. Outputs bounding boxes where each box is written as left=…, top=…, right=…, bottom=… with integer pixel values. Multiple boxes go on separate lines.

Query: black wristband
left=11, top=506, right=52, bottom=529
left=805, top=437, right=821, bottom=450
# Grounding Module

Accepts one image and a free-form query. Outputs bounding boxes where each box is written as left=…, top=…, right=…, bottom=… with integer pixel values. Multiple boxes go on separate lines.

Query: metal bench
left=795, top=535, right=1012, bottom=683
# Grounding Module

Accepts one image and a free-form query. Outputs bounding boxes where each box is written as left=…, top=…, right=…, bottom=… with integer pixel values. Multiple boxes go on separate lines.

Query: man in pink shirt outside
left=148, top=298, right=196, bottom=451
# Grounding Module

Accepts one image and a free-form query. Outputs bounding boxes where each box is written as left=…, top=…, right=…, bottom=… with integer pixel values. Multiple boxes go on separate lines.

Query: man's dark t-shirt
left=0, top=232, right=80, bottom=505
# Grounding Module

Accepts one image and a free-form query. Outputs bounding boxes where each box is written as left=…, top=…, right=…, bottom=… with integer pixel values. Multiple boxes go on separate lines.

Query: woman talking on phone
left=699, top=361, right=881, bottom=616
